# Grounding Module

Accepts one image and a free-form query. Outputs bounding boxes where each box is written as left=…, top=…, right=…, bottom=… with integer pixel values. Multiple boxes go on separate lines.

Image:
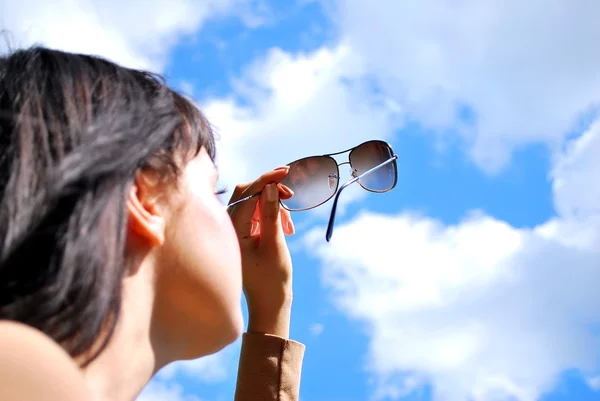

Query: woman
left=0, top=46, right=304, bottom=401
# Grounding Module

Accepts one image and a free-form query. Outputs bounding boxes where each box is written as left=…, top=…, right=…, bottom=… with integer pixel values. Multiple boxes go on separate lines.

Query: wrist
left=247, top=305, right=292, bottom=339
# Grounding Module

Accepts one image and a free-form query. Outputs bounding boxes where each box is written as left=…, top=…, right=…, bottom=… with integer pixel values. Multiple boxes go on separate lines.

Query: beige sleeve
left=234, top=332, right=305, bottom=401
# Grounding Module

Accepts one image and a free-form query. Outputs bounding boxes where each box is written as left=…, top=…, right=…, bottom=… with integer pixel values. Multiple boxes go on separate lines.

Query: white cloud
left=303, top=121, right=600, bottom=401
left=0, top=0, right=266, bottom=71
left=136, top=381, right=203, bottom=401
left=551, top=119, right=600, bottom=223
left=309, top=323, right=325, bottom=337
left=325, top=0, right=600, bottom=172
left=587, top=376, right=600, bottom=391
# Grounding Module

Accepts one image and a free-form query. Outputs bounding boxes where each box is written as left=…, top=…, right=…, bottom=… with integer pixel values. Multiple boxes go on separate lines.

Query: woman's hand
left=227, top=167, right=296, bottom=338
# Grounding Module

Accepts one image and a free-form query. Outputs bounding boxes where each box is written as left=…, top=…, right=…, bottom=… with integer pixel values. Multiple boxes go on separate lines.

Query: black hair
left=0, top=46, right=215, bottom=366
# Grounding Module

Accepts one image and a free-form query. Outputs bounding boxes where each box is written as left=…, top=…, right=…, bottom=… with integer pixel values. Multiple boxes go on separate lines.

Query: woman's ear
left=127, top=172, right=167, bottom=247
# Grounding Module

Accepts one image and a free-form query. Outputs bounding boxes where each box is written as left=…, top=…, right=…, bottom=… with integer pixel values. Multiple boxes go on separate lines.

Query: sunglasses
left=228, top=140, right=398, bottom=241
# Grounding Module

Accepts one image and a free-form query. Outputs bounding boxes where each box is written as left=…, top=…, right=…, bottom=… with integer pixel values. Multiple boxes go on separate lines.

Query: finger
left=253, top=184, right=293, bottom=237
left=252, top=200, right=261, bottom=222
left=253, top=206, right=294, bottom=237
left=276, top=184, right=294, bottom=235
left=251, top=201, right=261, bottom=236
left=281, top=208, right=295, bottom=235
left=258, top=183, right=284, bottom=243
left=277, top=183, right=294, bottom=200
left=229, top=167, right=290, bottom=239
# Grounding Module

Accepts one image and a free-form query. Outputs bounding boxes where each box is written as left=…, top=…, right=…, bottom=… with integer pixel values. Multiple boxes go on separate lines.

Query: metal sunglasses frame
left=227, top=139, right=398, bottom=241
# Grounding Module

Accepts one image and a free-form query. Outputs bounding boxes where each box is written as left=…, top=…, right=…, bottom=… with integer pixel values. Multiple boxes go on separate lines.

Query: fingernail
left=287, top=220, right=295, bottom=235
left=266, top=183, right=277, bottom=202
left=275, top=166, right=290, bottom=171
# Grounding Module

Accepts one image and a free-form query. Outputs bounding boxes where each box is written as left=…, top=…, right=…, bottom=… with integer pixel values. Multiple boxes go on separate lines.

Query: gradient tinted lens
left=279, top=156, right=339, bottom=211
left=349, top=141, right=396, bottom=192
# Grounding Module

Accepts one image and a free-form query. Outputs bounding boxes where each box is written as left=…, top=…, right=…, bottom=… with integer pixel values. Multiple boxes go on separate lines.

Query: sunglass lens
left=280, top=156, right=339, bottom=211
left=349, top=141, right=396, bottom=192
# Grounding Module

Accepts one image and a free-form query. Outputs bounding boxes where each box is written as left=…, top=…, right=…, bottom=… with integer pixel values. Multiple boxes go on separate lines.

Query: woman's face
left=152, top=147, right=244, bottom=358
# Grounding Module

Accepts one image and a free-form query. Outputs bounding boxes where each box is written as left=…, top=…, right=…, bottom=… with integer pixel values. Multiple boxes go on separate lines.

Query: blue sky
left=3, top=1, right=600, bottom=400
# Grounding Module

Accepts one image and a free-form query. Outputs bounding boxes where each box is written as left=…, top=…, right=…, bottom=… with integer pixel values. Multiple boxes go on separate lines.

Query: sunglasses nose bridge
left=336, top=160, right=353, bottom=176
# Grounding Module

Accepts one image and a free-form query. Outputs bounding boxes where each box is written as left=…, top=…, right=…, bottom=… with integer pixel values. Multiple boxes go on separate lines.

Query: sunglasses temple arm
left=325, top=180, right=351, bottom=242
left=226, top=191, right=262, bottom=208
left=325, top=155, right=398, bottom=242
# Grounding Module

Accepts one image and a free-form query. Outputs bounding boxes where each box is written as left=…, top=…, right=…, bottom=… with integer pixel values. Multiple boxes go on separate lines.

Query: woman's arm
left=227, top=171, right=306, bottom=401
left=0, top=321, right=90, bottom=401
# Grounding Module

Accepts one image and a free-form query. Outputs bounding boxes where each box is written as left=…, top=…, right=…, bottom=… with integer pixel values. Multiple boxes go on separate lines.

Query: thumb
left=259, top=183, right=284, bottom=242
